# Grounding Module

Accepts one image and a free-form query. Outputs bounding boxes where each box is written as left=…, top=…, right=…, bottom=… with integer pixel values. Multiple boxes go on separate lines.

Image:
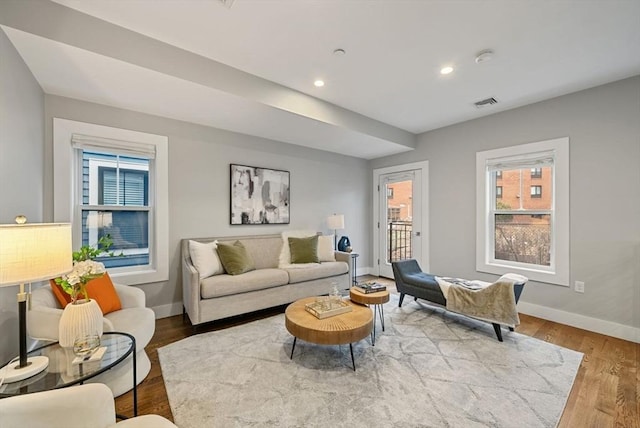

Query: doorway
left=373, top=161, right=429, bottom=279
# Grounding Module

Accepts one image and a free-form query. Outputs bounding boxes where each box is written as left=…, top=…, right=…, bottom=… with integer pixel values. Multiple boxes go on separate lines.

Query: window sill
left=477, top=262, right=569, bottom=287
left=108, top=267, right=168, bottom=286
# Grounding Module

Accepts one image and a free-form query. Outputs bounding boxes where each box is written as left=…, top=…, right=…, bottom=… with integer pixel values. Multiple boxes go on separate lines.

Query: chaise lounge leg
left=398, top=293, right=405, bottom=307
left=492, top=323, right=503, bottom=342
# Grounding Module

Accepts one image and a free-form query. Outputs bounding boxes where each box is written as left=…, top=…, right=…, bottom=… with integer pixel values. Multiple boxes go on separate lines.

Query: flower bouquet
left=55, top=259, right=106, bottom=303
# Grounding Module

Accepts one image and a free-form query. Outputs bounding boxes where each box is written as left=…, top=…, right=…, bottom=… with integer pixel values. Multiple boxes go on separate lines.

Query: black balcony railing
left=388, top=221, right=412, bottom=262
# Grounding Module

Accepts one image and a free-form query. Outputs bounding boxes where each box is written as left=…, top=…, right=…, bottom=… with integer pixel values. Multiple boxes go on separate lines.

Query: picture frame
left=230, top=164, right=290, bottom=225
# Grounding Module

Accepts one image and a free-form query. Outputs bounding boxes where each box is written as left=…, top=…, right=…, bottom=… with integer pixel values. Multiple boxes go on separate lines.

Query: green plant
left=72, top=235, right=119, bottom=262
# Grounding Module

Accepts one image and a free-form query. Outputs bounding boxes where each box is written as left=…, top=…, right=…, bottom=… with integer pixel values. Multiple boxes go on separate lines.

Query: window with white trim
left=53, top=119, right=169, bottom=285
left=81, top=150, right=150, bottom=269
left=476, top=137, right=569, bottom=286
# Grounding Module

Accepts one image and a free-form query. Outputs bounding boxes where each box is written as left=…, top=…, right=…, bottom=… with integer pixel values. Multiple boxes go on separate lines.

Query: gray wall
left=371, top=76, right=640, bottom=331
left=0, top=29, right=45, bottom=363
left=43, top=95, right=370, bottom=311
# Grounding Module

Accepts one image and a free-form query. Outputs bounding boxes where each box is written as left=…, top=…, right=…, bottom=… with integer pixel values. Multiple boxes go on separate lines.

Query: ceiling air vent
left=473, top=97, right=498, bottom=108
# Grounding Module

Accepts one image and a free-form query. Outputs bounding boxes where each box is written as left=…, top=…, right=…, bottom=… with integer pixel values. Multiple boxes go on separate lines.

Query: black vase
left=337, top=236, right=351, bottom=252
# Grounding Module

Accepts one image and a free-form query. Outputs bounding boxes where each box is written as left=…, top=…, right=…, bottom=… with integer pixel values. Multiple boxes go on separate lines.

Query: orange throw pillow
left=50, top=272, right=122, bottom=315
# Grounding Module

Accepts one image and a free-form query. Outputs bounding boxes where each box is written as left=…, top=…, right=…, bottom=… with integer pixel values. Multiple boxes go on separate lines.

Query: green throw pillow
left=288, top=235, right=319, bottom=264
left=216, top=241, right=255, bottom=275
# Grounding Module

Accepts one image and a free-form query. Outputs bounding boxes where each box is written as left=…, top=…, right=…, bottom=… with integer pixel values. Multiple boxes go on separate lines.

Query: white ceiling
left=2, top=0, right=639, bottom=159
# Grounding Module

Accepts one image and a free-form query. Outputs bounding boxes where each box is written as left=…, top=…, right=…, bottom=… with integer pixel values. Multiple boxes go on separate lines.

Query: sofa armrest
left=182, top=247, right=201, bottom=325
left=0, top=383, right=116, bottom=428
left=334, top=251, right=353, bottom=279
left=28, top=303, right=114, bottom=341
left=27, top=305, right=64, bottom=342
left=114, top=283, right=145, bottom=309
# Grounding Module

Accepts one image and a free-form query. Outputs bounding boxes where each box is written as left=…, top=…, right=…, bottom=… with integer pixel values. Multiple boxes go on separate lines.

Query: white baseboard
left=152, top=302, right=183, bottom=319
left=517, top=301, right=640, bottom=344
left=355, top=266, right=373, bottom=277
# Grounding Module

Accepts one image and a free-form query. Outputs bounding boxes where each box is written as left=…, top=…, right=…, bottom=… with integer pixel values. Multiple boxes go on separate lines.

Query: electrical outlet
left=574, top=281, right=585, bottom=293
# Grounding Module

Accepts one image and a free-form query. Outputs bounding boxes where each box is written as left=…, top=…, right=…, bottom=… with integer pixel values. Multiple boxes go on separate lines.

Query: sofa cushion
left=237, top=237, right=282, bottom=269
left=288, top=235, right=319, bottom=264
left=200, top=268, right=289, bottom=299
left=217, top=241, right=255, bottom=275
left=402, top=272, right=440, bottom=290
left=317, top=235, right=336, bottom=262
left=285, top=261, right=348, bottom=284
left=189, top=240, right=223, bottom=279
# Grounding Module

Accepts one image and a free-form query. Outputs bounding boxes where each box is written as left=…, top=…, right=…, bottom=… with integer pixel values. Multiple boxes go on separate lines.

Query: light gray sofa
left=181, top=234, right=352, bottom=325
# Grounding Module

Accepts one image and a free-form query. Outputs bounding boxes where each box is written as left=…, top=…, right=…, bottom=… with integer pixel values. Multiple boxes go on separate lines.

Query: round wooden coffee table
left=349, top=288, right=390, bottom=346
left=285, top=297, right=373, bottom=371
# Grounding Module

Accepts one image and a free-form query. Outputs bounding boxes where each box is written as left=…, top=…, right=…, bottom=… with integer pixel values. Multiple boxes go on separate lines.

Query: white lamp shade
left=0, top=223, right=72, bottom=286
left=327, top=214, right=345, bottom=230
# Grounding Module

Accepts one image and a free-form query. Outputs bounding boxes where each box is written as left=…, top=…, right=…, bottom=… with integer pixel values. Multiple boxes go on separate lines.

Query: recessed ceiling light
left=333, top=48, right=346, bottom=56
left=440, top=66, right=454, bottom=75
left=314, top=80, right=325, bottom=87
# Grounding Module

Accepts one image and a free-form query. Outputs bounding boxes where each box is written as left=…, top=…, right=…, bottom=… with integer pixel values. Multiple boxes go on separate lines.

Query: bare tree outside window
left=492, top=167, right=552, bottom=267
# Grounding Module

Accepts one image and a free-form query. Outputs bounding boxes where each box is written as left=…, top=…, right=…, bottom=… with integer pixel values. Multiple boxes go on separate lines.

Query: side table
left=349, top=288, right=390, bottom=346
left=0, top=332, right=137, bottom=418
left=349, top=252, right=359, bottom=285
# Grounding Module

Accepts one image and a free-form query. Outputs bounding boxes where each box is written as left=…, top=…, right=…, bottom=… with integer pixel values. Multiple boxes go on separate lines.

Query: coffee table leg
left=379, top=304, right=385, bottom=332
left=349, top=343, right=356, bottom=371
left=290, top=337, right=297, bottom=360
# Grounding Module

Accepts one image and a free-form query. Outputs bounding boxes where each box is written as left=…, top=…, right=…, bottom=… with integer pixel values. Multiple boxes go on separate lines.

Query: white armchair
left=0, top=383, right=176, bottom=428
left=27, top=283, right=155, bottom=397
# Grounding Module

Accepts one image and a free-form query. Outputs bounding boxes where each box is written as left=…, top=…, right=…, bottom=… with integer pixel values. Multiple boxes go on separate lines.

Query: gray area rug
left=158, top=295, right=583, bottom=427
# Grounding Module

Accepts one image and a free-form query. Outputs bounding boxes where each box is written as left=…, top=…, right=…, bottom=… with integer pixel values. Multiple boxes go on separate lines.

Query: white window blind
left=486, top=150, right=554, bottom=171
left=71, top=134, right=156, bottom=159
left=101, top=169, right=147, bottom=206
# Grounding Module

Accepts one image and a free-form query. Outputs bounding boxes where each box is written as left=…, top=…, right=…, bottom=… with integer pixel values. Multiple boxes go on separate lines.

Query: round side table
left=349, top=288, right=390, bottom=346
left=0, top=332, right=137, bottom=418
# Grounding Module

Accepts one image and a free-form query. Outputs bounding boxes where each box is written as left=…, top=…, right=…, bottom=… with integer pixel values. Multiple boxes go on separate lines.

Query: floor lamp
left=0, top=219, right=72, bottom=383
left=326, top=214, right=345, bottom=250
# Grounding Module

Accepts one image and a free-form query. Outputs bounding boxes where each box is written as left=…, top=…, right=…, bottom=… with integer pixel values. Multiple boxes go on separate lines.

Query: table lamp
left=326, top=214, right=345, bottom=250
left=0, top=217, right=72, bottom=383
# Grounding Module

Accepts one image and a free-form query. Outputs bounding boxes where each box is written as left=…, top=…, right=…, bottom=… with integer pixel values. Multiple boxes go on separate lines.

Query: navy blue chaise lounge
left=391, top=259, right=526, bottom=341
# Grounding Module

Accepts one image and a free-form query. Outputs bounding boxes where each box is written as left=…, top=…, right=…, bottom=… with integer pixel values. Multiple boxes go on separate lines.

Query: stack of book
left=353, top=282, right=387, bottom=294
left=305, top=299, right=352, bottom=319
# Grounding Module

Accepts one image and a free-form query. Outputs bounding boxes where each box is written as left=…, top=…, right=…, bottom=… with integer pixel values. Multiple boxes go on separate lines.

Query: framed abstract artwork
left=230, top=164, right=290, bottom=225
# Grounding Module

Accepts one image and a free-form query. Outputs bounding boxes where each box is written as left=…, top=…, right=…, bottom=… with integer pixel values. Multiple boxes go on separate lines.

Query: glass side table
left=0, top=332, right=137, bottom=417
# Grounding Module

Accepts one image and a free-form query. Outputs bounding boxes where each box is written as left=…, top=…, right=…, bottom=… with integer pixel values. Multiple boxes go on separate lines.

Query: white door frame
left=372, top=161, right=429, bottom=277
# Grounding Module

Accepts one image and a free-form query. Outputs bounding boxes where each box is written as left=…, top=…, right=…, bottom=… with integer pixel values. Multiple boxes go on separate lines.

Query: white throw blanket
left=435, top=273, right=527, bottom=327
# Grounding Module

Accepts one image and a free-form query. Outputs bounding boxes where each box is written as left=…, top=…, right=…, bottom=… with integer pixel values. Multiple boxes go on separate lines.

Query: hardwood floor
left=116, top=278, right=639, bottom=427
